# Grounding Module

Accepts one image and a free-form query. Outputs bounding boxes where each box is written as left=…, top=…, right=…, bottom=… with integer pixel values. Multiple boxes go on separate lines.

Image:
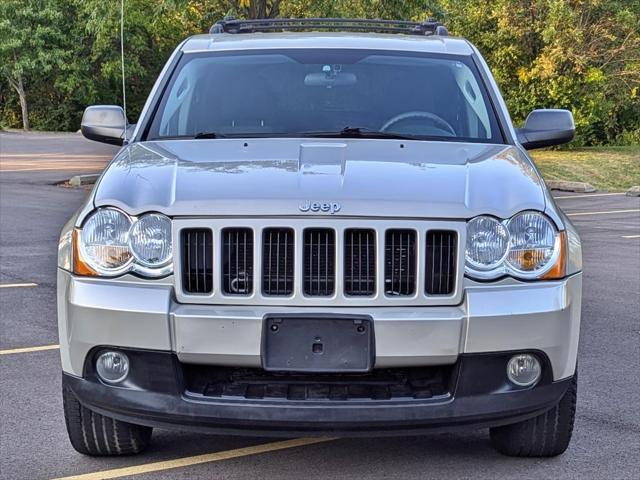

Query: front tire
left=62, top=384, right=152, bottom=456
left=490, top=372, right=577, bottom=457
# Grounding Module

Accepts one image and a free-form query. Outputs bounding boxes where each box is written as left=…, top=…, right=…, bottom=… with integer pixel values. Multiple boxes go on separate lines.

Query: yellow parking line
left=0, top=344, right=59, bottom=355
left=554, top=192, right=626, bottom=199
left=0, top=282, right=38, bottom=288
left=567, top=209, right=640, bottom=217
left=51, top=437, right=336, bottom=480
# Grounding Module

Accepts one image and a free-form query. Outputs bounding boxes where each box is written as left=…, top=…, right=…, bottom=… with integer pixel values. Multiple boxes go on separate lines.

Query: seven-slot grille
left=222, top=228, right=253, bottom=295
left=181, top=229, right=213, bottom=294
left=303, top=229, right=336, bottom=296
left=263, top=228, right=294, bottom=296
left=344, top=229, right=376, bottom=296
left=384, top=230, right=417, bottom=296
left=425, top=230, right=457, bottom=295
left=179, top=226, right=458, bottom=300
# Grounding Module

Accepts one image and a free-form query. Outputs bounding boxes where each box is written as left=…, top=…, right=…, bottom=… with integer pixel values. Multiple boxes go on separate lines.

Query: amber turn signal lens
left=72, top=228, right=98, bottom=276
left=541, top=231, right=567, bottom=280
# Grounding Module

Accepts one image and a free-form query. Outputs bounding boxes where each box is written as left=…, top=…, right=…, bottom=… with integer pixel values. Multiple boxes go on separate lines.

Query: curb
left=546, top=180, right=596, bottom=193
left=626, top=186, right=640, bottom=197
left=69, top=174, right=99, bottom=186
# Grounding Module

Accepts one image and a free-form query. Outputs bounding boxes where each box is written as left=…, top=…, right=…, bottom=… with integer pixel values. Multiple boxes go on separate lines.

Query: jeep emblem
left=299, top=200, right=341, bottom=214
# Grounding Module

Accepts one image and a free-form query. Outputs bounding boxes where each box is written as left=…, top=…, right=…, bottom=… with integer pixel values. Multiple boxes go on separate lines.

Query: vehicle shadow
left=141, top=428, right=570, bottom=479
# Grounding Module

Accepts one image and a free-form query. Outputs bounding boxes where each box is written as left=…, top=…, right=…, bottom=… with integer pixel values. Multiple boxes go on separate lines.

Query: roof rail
left=209, top=18, right=448, bottom=36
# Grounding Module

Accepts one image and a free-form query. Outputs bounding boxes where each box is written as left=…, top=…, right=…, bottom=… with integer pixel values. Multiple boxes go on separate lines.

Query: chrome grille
left=384, top=229, right=417, bottom=296
left=175, top=219, right=463, bottom=306
left=262, top=228, right=294, bottom=296
left=181, top=228, right=213, bottom=294
left=344, top=229, right=376, bottom=296
left=222, top=228, right=253, bottom=295
left=303, top=228, right=335, bottom=296
left=425, top=230, right=457, bottom=295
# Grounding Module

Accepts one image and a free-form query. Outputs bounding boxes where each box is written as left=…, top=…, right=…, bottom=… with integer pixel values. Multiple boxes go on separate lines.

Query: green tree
left=0, top=0, right=68, bottom=130
left=232, top=0, right=281, bottom=19
left=1, top=0, right=638, bottom=144
left=70, top=0, right=227, bottom=123
left=280, top=0, right=442, bottom=19
left=441, top=0, right=640, bottom=145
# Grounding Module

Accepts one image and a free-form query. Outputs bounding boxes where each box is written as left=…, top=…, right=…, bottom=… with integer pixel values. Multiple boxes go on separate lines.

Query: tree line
left=1, top=0, right=638, bottom=146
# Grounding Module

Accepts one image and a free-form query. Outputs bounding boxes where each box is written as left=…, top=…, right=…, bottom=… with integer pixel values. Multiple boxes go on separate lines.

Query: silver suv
left=58, top=18, right=582, bottom=457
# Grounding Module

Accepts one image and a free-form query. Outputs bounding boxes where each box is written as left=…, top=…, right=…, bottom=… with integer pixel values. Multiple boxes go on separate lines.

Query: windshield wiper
left=147, top=132, right=227, bottom=140
left=193, top=131, right=226, bottom=139
left=155, top=128, right=420, bottom=141
left=299, top=126, right=419, bottom=140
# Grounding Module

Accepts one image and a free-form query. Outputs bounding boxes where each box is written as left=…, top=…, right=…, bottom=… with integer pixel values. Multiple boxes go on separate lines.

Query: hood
left=93, top=138, right=546, bottom=219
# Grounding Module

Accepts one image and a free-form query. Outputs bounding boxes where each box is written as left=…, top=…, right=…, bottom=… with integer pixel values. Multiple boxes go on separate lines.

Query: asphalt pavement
left=0, top=131, right=639, bottom=480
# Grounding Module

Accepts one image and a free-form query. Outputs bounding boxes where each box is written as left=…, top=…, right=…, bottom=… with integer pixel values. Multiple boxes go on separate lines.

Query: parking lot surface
left=1, top=132, right=639, bottom=479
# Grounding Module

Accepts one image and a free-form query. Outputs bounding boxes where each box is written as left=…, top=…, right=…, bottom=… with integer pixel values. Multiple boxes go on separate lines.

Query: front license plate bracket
left=262, top=315, right=374, bottom=373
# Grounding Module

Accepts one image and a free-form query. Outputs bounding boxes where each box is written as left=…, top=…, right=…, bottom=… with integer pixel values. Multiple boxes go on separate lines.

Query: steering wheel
left=381, top=111, right=456, bottom=137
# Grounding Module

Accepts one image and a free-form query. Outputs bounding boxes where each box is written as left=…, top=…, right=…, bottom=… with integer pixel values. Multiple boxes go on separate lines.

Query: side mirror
left=80, top=105, right=127, bottom=146
left=516, top=109, right=575, bottom=150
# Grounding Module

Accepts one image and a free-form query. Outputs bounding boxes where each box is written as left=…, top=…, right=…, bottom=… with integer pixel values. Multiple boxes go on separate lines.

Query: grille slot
left=262, top=228, right=295, bottom=296
left=181, top=229, right=213, bottom=294
left=221, top=228, right=253, bottom=295
left=344, top=229, right=376, bottom=296
left=425, top=230, right=457, bottom=295
left=303, top=228, right=335, bottom=296
left=384, top=229, right=417, bottom=296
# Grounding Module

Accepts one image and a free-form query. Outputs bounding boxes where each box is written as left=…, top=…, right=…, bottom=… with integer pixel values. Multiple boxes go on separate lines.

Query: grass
left=531, top=145, right=640, bottom=192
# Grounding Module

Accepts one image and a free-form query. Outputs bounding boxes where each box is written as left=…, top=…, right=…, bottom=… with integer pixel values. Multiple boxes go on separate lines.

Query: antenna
left=120, top=0, right=127, bottom=127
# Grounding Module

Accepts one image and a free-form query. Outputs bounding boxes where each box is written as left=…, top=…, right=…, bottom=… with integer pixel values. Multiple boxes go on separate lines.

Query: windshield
left=147, top=49, right=503, bottom=143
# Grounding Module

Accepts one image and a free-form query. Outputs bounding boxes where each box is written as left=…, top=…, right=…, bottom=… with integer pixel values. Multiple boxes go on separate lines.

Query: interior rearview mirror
left=304, top=72, right=357, bottom=87
left=516, top=109, right=575, bottom=150
left=80, top=105, right=127, bottom=146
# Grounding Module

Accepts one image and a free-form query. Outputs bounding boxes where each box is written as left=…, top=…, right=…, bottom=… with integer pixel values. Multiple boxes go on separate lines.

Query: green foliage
left=0, top=0, right=70, bottom=129
left=0, top=0, right=67, bottom=78
left=279, top=0, right=443, bottom=19
left=442, top=0, right=640, bottom=146
left=1, top=0, right=638, bottom=145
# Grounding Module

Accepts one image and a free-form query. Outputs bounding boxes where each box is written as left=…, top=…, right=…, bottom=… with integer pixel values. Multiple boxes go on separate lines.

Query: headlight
left=465, top=216, right=509, bottom=272
left=129, top=213, right=172, bottom=267
left=75, top=208, right=172, bottom=277
left=79, top=208, right=132, bottom=274
left=465, top=211, right=566, bottom=280
left=506, top=212, right=560, bottom=276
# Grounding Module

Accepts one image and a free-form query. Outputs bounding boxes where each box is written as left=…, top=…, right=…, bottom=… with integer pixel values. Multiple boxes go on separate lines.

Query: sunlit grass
left=531, top=146, right=640, bottom=192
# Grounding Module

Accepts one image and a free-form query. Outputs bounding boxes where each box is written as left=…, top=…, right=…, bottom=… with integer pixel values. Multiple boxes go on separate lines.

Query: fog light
left=96, top=351, right=129, bottom=384
left=507, top=354, right=541, bottom=387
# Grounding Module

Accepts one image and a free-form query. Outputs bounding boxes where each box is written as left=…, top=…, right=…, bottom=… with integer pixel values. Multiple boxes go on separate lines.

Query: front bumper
left=64, top=350, right=572, bottom=436
left=58, top=270, right=582, bottom=381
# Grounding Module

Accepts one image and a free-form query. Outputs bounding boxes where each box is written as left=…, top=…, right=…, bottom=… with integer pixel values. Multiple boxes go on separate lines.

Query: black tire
left=490, top=372, right=577, bottom=457
left=62, top=385, right=152, bottom=456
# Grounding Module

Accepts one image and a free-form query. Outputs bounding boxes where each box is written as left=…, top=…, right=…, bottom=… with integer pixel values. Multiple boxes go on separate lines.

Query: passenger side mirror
left=516, top=109, right=575, bottom=150
left=80, top=105, right=127, bottom=146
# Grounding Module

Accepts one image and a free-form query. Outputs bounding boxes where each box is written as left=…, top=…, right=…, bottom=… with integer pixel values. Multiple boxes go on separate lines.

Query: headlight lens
left=76, top=208, right=173, bottom=277
left=129, top=213, right=172, bottom=267
left=465, top=216, right=509, bottom=271
left=465, top=211, right=564, bottom=280
left=79, top=208, right=132, bottom=273
left=506, top=212, right=559, bottom=275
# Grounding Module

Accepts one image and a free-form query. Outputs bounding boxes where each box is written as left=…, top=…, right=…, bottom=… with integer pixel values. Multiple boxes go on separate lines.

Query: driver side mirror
left=516, top=109, right=575, bottom=150
left=80, top=105, right=127, bottom=146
